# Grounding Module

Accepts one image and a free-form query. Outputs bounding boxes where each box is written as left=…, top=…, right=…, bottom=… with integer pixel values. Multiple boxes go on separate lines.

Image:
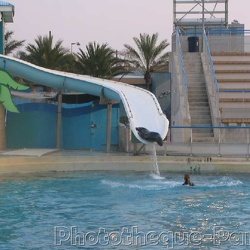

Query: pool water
left=0, top=171, right=250, bottom=249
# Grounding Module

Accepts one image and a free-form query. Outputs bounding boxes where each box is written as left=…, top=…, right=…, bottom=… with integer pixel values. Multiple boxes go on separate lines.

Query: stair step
left=188, top=91, right=207, bottom=95
left=188, top=81, right=206, bottom=85
left=191, top=114, right=211, bottom=119
left=188, top=94, right=208, bottom=98
left=188, top=86, right=207, bottom=90
left=192, top=137, right=215, bottom=142
left=190, top=106, right=210, bottom=110
left=187, top=76, right=205, bottom=79
left=189, top=102, right=209, bottom=106
left=190, top=112, right=211, bottom=117
left=192, top=132, right=214, bottom=137
left=189, top=94, right=208, bottom=98
left=191, top=121, right=212, bottom=125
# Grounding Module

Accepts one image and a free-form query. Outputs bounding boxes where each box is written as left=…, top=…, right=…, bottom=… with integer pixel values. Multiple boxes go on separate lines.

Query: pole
left=202, top=0, right=205, bottom=52
left=71, top=42, right=80, bottom=53
left=106, top=103, right=112, bottom=152
left=56, top=90, right=62, bottom=149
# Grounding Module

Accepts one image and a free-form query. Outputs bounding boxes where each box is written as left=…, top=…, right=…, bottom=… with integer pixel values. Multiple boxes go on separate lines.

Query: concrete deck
left=0, top=149, right=250, bottom=175
left=1, top=148, right=58, bottom=157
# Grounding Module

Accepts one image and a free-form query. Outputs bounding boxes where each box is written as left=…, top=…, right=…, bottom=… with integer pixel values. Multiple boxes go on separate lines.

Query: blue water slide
left=0, top=55, right=169, bottom=144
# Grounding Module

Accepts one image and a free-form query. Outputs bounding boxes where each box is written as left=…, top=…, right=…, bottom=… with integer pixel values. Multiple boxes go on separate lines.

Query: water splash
left=150, top=144, right=164, bottom=178
left=150, top=173, right=165, bottom=180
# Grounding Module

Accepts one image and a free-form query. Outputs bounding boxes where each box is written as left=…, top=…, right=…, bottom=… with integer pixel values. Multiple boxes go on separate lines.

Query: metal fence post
left=190, top=128, right=193, bottom=156
left=164, top=140, right=167, bottom=156
left=248, top=128, right=249, bottom=158
left=218, top=128, right=221, bottom=157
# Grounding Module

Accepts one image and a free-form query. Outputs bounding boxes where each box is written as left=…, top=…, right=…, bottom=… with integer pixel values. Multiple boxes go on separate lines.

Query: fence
left=120, top=126, right=250, bottom=157
left=207, top=29, right=250, bottom=53
left=159, top=141, right=250, bottom=158
left=148, top=126, right=250, bottom=157
left=174, top=29, right=250, bottom=53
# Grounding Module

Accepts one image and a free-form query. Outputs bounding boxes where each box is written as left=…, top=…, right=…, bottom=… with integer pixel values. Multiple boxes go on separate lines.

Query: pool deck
left=0, top=148, right=250, bottom=175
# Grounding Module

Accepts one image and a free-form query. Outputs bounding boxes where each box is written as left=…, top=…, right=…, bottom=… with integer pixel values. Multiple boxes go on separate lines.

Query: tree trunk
left=144, top=72, right=152, bottom=90
left=0, top=104, right=6, bottom=150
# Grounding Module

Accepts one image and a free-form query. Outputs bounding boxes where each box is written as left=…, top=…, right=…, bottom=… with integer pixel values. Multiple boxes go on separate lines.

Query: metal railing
left=175, top=27, right=188, bottom=92
left=121, top=126, right=250, bottom=157
left=177, top=29, right=250, bottom=53
left=170, top=125, right=250, bottom=142
left=203, top=30, right=219, bottom=92
left=157, top=126, right=250, bottom=157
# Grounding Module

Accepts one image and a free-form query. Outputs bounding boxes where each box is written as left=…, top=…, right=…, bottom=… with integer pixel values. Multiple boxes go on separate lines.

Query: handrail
left=203, top=30, right=219, bottom=92
left=176, top=27, right=188, bottom=93
left=207, top=29, right=250, bottom=35
left=177, top=30, right=250, bottom=36
left=170, top=125, right=250, bottom=129
left=219, top=89, right=250, bottom=92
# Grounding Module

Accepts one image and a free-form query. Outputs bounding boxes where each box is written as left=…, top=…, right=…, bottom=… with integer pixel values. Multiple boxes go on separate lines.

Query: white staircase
left=184, top=52, right=214, bottom=142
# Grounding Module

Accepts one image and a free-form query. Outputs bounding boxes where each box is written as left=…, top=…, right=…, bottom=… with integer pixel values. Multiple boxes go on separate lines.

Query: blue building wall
left=6, top=101, right=120, bottom=150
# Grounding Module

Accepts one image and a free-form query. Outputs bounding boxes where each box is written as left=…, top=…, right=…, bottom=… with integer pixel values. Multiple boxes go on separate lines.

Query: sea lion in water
left=182, top=174, right=195, bottom=186
left=136, top=127, right=163, bottom=146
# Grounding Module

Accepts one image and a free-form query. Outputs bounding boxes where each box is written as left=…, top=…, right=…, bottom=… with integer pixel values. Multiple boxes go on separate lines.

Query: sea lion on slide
left=136, top=127, right=163, bottom=146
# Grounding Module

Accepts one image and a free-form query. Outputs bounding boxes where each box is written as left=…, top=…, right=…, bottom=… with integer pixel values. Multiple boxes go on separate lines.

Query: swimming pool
left=0, top=171, right=249, bottom=249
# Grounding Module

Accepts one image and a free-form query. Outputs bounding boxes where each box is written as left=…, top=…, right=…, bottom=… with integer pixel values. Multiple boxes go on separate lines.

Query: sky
left=5, top=0, right=250, bottom=53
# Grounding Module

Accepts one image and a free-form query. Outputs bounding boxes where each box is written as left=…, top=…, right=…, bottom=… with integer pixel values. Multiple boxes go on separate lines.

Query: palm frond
left=123, top=32, right=170, bottom=90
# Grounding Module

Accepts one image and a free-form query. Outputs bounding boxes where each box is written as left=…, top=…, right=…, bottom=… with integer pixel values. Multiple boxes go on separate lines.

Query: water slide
left=0, top=55, right=169, bottom=144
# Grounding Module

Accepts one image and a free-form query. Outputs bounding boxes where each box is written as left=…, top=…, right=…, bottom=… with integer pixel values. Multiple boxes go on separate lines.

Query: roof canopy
left=0, top=1, right=14, bottom=22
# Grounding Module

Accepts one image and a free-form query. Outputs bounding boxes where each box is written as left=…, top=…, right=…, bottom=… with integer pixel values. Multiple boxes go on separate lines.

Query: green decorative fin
left=0, top=84, right=19, bottom=113
left=0, top=69, right=29, bottom=90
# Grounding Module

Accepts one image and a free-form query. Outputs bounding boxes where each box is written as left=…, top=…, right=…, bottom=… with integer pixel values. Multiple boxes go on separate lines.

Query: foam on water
left=203, top=176, right=243, bottom=188
left=150, top=173, right=165, bottom=180
left=101, top=176, right=181, bottom=190
left=101, top=175, right=244, bottom=191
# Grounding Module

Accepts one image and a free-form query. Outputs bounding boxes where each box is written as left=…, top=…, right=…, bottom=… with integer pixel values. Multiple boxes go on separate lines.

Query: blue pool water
left=0, top=171, right=250, bottom=249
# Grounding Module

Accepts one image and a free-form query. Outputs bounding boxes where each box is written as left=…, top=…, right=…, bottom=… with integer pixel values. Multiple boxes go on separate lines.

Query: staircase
left=183, top=52, right=214, bottom=142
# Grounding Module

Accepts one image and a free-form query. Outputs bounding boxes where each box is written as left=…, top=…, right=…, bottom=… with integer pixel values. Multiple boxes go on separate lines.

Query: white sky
left=5, top=0, right=250, bottom=53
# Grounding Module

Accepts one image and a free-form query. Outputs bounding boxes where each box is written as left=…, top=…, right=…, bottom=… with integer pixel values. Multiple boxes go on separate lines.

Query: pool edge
left=0, top=154, right=250, bottom=175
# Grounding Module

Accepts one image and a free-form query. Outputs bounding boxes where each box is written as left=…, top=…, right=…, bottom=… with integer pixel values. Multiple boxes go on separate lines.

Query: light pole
left=202, top=0, right=205, bottom=51
left=70, top=42, right=80, bottom=53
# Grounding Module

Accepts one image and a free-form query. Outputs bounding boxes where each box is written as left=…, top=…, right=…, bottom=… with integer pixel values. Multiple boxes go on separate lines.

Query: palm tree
left=17, top=32, right=73, bottom=149
left=5, top=30, right=25, bottom=55
left=22, top=32, right=70, bottom=71
left=75, top=42, right=128, bottom=78
left=124, top=33, right=169, bottom=90
left=18, top=32, right=75, bottom=91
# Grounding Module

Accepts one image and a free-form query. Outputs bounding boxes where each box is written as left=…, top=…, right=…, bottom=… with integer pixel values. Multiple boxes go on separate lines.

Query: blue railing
left=207, top=29, right=250, bottom=35
left=219, top=89, right=250, bottom=93
left=178, top=29, right=250, bottom=36
left=170, top=125, right=250, bottom=129
left=203, top=30, right=219, bottom=92
left=176, top=27, right=188, bottom=93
